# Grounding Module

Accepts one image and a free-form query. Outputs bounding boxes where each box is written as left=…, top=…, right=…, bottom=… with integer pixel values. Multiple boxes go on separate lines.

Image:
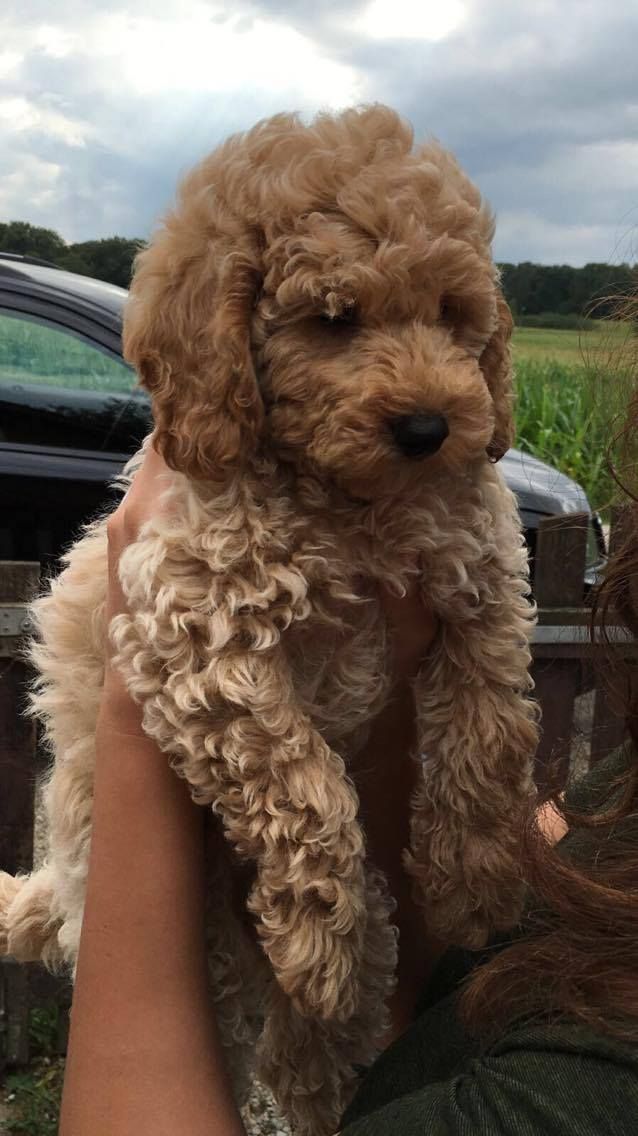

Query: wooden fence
left=0, top=510, right=634, bottom=1070
left=531, top=509, right=634, bottom=789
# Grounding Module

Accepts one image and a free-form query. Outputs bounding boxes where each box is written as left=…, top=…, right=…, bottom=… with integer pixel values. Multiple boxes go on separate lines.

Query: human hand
left=105, top=438, right=174, bottom=624
left=101, top=438, right=175, bottom=731
left=379, top=582, right=440, bottom=682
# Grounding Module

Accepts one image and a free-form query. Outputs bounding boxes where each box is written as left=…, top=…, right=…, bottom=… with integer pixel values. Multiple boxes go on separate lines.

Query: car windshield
left=0, top=309, right=135, bottom=393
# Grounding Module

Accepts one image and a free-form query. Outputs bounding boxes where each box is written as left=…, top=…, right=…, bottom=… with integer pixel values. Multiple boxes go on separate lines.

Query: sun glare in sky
left=104, top=8, right=362, bottom=105
left=358, top=0, right=467, bottom=41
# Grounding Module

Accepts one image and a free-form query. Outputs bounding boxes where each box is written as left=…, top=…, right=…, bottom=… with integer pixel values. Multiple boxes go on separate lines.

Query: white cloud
left=355, top=0, right=466, bottom=42
left=0, top=95, right=89, bottom=146
left=0, top=50, right=23, bottom=80
left=33, top=23, right=79, bottom=58
left=0, top=152, right=62, bottom=213
left=97, top=7, right=362, bottom=104
left=493, top=212, right=618, bottom=267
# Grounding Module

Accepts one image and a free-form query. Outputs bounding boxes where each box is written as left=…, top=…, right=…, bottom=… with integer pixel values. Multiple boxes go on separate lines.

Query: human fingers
left=379, top=584, right=440, bottom=681
left=105, top=438, right=174, bottom=622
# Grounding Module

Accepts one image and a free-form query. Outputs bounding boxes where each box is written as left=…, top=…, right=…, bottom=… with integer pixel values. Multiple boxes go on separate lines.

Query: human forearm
left=59, top=703, right=245, bottom=1136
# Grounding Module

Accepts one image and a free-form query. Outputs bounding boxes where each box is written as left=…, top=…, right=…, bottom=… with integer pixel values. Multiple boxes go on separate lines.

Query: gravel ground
left=0, top=1099, right=10, bottom=1134
left=571, top=689, right=595, bottom=777
left=241, top=1083, right=291, bottom=1136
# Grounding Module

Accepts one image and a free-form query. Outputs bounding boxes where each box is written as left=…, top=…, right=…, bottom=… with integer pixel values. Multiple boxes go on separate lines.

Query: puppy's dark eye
left=319, top=305, right=359, bottom=327
left=439, top=296, right=462, bottom=325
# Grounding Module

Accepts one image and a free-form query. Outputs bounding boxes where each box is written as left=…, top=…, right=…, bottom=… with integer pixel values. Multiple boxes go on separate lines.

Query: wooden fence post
left=531, top=513, right=589, bottom=790
left=0, top=561, right=40, bottom=1071
left=590, top=506, right=633, bottom=763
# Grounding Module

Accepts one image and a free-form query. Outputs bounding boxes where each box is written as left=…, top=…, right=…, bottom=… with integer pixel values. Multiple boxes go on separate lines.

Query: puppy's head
left=124, top=105, right=514, bottom=494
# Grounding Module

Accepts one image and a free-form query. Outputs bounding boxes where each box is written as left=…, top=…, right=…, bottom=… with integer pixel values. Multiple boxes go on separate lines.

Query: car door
left=0, top=298, right=147, bottom=572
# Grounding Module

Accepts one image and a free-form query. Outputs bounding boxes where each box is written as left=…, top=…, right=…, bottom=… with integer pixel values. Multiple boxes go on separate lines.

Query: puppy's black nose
left=389, top=413, right=449, bottom=458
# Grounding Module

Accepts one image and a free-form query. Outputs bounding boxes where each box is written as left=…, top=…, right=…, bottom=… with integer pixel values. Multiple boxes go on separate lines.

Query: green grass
left=512, top=320, right=630, bottom=367
left=2, top=1008, right=65, bottom=1135
left=513, top=359, right=613, bottom=511
left=512, top=322, right=636, bottom=512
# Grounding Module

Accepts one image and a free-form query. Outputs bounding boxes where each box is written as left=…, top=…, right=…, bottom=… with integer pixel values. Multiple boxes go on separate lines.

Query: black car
left=0, top=253, right=606, bottom=583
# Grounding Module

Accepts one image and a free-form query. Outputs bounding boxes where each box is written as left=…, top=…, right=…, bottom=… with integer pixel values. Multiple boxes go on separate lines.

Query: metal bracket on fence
left=0, top=605, right=31, bottom=637
left=532, top=624, right=633, bottom=645
left=0, top=604, right=32, bottom=657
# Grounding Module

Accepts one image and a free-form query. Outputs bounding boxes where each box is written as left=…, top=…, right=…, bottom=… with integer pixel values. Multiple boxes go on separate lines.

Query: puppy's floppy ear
left=124, top=218, right=264, bottom=481
left=480, top=292, right=515, bottom=463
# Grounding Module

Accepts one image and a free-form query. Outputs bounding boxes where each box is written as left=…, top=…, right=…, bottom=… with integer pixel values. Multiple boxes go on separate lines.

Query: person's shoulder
left=476, top=1019, right=638, bottom=1131
left=487, top=1015, right=638, bottom=1083
left=340, top=1018, right=638, bottom=1135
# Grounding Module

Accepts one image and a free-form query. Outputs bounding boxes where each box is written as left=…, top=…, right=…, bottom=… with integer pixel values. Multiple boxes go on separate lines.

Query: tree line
left=1, top=219, right=637, bottom=320
left=499, top=261, right=638, bottom=321
left=0, top=221, right=143, bottom=290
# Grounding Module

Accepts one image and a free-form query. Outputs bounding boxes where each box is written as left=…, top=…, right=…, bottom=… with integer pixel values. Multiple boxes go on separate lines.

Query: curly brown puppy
left=0, top=105, right=538, bottom=1136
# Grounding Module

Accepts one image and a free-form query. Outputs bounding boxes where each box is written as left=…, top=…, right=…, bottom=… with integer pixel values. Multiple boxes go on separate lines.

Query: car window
left=0, top=309, right=135, bottom=392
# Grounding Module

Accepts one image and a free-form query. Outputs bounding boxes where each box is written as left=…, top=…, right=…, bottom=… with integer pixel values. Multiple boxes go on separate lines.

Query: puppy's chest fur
left=133, top=461, right=508, bottom=758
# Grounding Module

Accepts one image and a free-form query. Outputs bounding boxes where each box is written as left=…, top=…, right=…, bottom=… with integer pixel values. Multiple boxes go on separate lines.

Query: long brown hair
left=460, top=301, right=638, bottom=1042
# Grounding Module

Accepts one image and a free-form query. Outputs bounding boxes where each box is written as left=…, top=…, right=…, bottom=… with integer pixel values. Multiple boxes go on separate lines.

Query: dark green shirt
left=341, top=746, right=638, bottom=1135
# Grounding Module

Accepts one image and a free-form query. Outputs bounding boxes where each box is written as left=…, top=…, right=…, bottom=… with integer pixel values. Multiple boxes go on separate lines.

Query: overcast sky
left=2, top=0, right=638, bottom=265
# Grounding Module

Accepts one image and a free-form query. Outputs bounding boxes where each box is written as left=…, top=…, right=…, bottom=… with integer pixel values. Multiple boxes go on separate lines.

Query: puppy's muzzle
left=390, top=413, right=449, bottom=459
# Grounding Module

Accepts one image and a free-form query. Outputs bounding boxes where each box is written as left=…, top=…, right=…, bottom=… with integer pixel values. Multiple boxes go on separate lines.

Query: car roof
left=0, top=254, right=128, bottom=329
left=500, top=446, right=590, bottom=516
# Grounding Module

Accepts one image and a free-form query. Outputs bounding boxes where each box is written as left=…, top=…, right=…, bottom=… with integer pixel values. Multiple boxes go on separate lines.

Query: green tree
left=0, top=220, right=67, bottom=263
left=0, top=222, right=144, bottom=287
left=568, top=263, right=635, bottom=319
left=63, top=237, right=144, bottom=287
left=499, top=261, right=637, bottom=321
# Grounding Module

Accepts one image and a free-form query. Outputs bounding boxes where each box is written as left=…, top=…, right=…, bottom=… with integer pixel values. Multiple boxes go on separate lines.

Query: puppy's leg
left=210, top=646, right=367, bottom=1023
left=407, top=484, right=539, bottom=947
left=257, top=865, right=397, bottom=1136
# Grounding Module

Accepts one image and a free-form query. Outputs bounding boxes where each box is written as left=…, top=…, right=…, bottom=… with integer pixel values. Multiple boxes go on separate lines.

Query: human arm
left=59, top=446, right=245, bottom=1136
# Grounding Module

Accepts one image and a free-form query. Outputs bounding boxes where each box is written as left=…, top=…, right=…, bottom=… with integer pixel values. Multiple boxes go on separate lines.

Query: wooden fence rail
left=0, top=510, right=634, bottom=1068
